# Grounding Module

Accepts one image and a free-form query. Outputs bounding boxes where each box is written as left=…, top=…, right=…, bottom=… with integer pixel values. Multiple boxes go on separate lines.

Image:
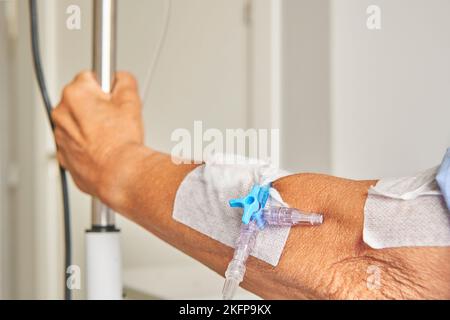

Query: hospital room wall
left=3, top=0, right=450, bottom=299
left=331, top=0, right=450, bottom=178
left=2, top=0, right=268, bottom=300
left=0, top=0, right=254, bottom=299
left=0, top=3, right=10, bottom=299
left=281, top=0, right=332, bottom=174
left=0, top=0, right=54, bottom=299
left=53, top=0, right=253, bottom=299
left=283, top=0, right=450, bottom=178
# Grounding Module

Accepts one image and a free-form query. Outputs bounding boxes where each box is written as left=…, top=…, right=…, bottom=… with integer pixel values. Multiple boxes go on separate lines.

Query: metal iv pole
left=85, top=0, right=122, bottom=300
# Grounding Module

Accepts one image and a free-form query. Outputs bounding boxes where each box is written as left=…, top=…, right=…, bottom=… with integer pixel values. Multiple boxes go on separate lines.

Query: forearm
left=99, top=145, right=324, bottom=299
left=98, top=145, right=282, bottom=296
left=53, top=71, right=450, bottom=299
left=98, top=144, right=450, bottom=299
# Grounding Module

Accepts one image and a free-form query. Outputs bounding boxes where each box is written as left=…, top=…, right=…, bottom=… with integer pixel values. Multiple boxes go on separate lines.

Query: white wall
left=331, top=0, right=450, bottom=179
left=282, top=0, right=450, bottom=179
left=55, top=0, right=253, bottom=298
left=5, top=0, right=450, bottom=299
left=281, top=0, right=332, bottom=173
left=7, top=0, right=63, bottom=299
left=0, top=1, right=10, bottom=299
left=2, top=0, right=274, bottom=300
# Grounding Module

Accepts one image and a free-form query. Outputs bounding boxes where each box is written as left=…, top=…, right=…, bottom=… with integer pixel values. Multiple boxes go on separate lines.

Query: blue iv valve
left=229, top=184, right=271, bottom=229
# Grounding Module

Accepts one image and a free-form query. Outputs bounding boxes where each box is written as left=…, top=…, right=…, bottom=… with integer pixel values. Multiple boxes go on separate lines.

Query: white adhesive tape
left=364, top=166, right=450, bottom=249
left=173, top=154, right=290, bottom=266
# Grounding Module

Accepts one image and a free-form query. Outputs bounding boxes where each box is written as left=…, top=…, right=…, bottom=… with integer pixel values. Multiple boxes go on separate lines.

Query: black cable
left=29, top=0, right=72, bottom=300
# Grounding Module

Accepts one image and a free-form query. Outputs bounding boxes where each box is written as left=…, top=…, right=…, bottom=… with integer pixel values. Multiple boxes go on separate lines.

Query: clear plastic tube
left=262, top=207, right=323, bottom=227
left=222, top=221, right=259, bottom=300
left=222, top=207, right=323, bottom=299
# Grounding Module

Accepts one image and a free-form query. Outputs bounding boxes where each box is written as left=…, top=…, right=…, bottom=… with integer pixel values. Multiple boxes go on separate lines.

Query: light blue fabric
left=436, top=148, right=450, bottom=212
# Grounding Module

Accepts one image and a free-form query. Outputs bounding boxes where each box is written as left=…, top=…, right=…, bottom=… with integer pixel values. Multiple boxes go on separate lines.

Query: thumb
left=112, top=71, right=141, bottom=107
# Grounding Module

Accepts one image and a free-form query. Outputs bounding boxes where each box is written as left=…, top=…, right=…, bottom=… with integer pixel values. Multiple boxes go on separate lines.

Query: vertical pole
left=92, top=0, right=116, bottom=228
left=86, top=0, right=122, bottom=300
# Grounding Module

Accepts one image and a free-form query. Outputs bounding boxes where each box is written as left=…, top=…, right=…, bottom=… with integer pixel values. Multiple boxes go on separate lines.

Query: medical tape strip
left=363, top=166, right=450, bottom=249
left=172, top=154, right=290, bottom=266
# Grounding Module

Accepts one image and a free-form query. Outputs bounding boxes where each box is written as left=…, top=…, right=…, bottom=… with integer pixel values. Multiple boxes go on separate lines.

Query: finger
left=66, top=72, right=109, bottom=101
left=56, top=150, right=68, bottom=169
left=115, top=71, right=138, bottom=90
left=72, top=70, right=98, bottom=87
left=54, top=126, right=86, bottom=162
left=74, top=70, right=94, bottom=81
left=52, top=106, right=84, bottom=143
left=59, top=82, right=108, bottom=124
left=54, top=130, right=84, bottom=177
left=53, top=127, right=67, bottom=150
left=56, top=149, right=87, bottom=195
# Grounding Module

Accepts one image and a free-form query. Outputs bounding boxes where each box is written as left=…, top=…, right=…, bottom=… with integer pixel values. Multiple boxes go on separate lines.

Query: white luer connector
left=263, top=207, right=323, bottom=227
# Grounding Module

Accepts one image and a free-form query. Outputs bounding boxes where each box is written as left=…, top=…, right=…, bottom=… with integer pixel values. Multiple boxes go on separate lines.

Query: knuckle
left=62, top=84, right=86, bottom=106
left=75, top=70, right=93, bottom=82
left=62, top=85, right=76, bottom=101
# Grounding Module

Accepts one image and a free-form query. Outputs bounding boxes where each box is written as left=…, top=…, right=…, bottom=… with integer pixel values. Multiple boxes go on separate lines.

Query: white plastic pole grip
left=85, top=231, right=122, bottom=299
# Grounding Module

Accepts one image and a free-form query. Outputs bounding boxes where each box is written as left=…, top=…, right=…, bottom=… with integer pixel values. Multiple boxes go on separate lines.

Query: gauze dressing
left=364, top=166, right=450, bottom=249
left=173, top=154, right=290, bottom=266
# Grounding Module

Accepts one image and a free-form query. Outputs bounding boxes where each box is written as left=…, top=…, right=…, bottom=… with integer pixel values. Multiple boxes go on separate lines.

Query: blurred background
left=1, top=0, right=450, bottom=299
